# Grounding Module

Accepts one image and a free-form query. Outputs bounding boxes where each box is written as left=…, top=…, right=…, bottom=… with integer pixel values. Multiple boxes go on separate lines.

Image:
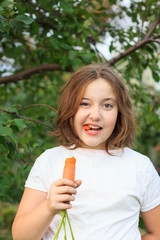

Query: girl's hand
left=47, top=178, right=82, bottom=215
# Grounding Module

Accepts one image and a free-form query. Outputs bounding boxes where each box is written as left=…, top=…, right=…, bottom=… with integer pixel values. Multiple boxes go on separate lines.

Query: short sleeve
left=140, top=158, right=160, bottom=212
left=25, top=151, right=48, bottom=192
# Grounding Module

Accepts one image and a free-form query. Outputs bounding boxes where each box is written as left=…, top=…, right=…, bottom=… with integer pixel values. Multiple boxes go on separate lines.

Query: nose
left=89, top=105, right=101, bottom=121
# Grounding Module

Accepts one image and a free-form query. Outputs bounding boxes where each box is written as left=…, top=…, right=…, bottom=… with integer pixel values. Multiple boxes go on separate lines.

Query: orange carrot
left=53, top=157, right=76, bottom=240
left=83, top=125, right=90, bottom=131
left=63, top=157, right=76, bottom=182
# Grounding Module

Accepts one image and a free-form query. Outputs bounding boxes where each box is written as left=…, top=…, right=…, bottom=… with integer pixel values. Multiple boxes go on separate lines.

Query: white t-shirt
left=25, top=146, right=160, bottom=240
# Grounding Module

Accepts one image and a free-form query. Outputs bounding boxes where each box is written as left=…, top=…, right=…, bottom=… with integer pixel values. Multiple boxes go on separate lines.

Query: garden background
left=0, top=0, right=160, bottom=239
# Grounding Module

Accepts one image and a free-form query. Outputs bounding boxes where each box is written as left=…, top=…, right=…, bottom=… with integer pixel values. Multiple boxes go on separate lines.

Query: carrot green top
left=63, top=157, right=76, bottom=182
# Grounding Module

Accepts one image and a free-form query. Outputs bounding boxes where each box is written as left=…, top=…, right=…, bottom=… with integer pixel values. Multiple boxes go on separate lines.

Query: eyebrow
left=82, top=97, right=117, bottom=102
left=104, top=98, right=116, bottom=102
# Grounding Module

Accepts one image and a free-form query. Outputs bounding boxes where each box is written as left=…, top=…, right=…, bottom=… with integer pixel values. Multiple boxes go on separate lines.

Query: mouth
left=83, top=124, right=102, bottom=132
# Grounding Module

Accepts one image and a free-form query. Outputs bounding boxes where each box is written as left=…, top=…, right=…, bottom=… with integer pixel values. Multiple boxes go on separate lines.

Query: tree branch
left=107, top=16, right=160, bottom=66
left=36, top=19, right=58, bottom=31
left=107, top=37, right=160, bottom=66
left=0, top=17, right=159, bottom=85
left=0, top=108, right=55, bottom=130
left=143, top=16, right=160, bottom=40
left=18, top=104, right=57, bottom=113
left=0, top=64, right=72, bottom=85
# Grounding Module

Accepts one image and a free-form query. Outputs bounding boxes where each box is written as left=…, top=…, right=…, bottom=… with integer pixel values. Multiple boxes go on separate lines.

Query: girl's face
left=73, top=78, right=118, bottom=150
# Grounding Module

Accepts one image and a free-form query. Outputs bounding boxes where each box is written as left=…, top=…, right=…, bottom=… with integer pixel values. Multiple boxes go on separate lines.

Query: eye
left=80, top=102, right=89, bottom=107
left=103, top=103, right=112, bottom=109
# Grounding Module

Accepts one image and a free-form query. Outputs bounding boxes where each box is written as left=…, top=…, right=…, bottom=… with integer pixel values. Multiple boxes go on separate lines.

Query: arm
left=141, top=204, right=160, bottom=240
left=12, top=178, right=82, bottom=240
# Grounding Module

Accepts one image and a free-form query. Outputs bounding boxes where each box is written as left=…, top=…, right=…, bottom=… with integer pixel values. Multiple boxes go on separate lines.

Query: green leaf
left=0, top=14, right=5, bottom=20
left=0, top=124, right=13, bottom=137
left=7, top=119, right=27, bottom=131
left=7, top=106, right=18, bottom=114
left=0, top=6, right=3, bottom=13
left=9, top=10, right=16, bottom=17
left=15, top=14, right=33, bottom=24
left=83, top=19, right=92, bottom=28
left=60, top=1, right=73, bottom=14
left=60, top=55, right=70, bottom=70
left=72, top=58, right=83, bottom=71
left=1, top=0, right=14, bottom=9
left=152, top=71, right=160, bottom=82
left=50, top=38, right=60, bottom=50
left=13, top=119, right=26, bottom=131
left=148, top=14, right=156, bottom=22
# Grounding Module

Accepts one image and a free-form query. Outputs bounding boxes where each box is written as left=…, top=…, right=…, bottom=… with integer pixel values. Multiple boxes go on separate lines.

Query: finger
left=47, top=193, right=74, bottom=212
left=57, top=202, right=72, bottom=210
left=55, top=178, right=77, bottom=188
left=57, top=186, right=77, bottom=195
left=50, top=201, right=72, bottom=212
left=57, top=194, right=75, bottom=203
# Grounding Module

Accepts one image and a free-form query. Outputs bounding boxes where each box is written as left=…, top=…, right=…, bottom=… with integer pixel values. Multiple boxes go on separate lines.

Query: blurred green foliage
left=0, top=0, right=160, bottom=238
left=0, top=202, right=17, bottom=240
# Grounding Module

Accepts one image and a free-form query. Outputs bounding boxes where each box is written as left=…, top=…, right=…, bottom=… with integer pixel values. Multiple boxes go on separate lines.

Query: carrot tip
left=63, top=157, right=76, bottom=181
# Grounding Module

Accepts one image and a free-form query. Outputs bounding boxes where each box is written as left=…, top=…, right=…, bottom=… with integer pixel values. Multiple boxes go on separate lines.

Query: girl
left=12, top=64, right=160, bottom=240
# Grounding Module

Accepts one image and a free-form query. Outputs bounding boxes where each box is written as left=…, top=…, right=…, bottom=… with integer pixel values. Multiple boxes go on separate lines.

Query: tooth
left=89, top=125, right=100, bottom=129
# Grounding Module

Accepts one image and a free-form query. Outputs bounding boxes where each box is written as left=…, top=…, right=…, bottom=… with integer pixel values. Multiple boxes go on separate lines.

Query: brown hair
left=54, top=63, right=136, bottom=152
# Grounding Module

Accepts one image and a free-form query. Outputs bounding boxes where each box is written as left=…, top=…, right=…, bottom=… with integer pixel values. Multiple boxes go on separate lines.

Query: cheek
left=105, top=111, right=118, bottom=125
left=72, top=116, right=79, bottom=138
left=113, top=112, right=118, bottom=124
left=74, top=109, right=86, bottom=123
left=73, top=111, right=82, bottom=131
